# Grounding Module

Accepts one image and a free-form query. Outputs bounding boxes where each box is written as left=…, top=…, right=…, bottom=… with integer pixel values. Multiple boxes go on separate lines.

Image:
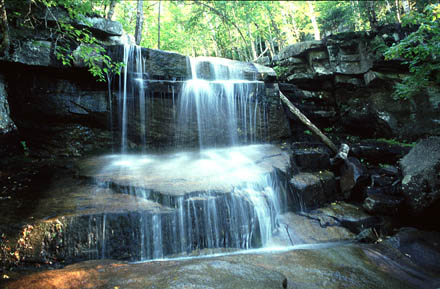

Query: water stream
left=94, top=44, right=288, bottom=261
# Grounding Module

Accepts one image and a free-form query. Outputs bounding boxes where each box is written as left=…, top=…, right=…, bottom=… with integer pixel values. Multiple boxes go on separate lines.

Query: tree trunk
left=279, top=90, right=338, bottom=153
left=134, top=0, right=144, bottom=45
left=402, top=0, right=410, bottom=14
left=107, top=0, right=117, bottom=20
left=267, top=25, right=276, bottom=55
left=308, top=1, right=320, bottom=40
left=366, top=1, right=378, bottom=31
left=248, top=23, right=257, bottom=60
left=265, top=5, right=283, bottom=51
left=395, top=0, right=402, bottom=22
left=157, top=0, right=161, bottom=50
left=265, top=39, right=274, bottom=59
left=285, top=5, right=300, bottom=42
left=351, top=1, right=363, bottom=30
left=0, top=0, right=9, bottom=56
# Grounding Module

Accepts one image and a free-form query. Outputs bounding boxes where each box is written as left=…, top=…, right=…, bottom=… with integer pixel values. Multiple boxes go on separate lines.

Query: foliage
left=370, top=36, right=389, bottom=58
left=384, top=4, right=440, bottom=99
left=7, top=0, right=122, bottom=82
left=5, top=0, right=438, bottom=74
left=376, top=138, right=416, bottom=147
left=316, top=2, right=357, bottom=35
left=272, top=65, right=289, bottom=79
left=107, top=0, right=427, bottom=62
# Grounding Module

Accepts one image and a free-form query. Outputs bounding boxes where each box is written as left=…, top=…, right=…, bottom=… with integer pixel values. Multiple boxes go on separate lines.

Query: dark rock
left=339, top=105, right=396, bottom=139
left=377, top=165, right=400, bottom=176
left=351, top=140, right=411, bottom=165
left=363, top=191, right=404, bottom=215
left=32, top=5, right=123, bottom=38
left=275, top=28, right=440, bottom=140
left=303, top=202, right=381, bottom=234
left=355, top=228, right=379, bottom=243
left=78, top=17, right=123, bottom=37
left=340, top=157, right=368, bottom=197
left=289, top=171, right=338, bottom=210
left=290, top=142, right=331, bottom=172
left=400, top=137, right=440, bottom=214
left=277, top=40, right=324, bottom=60
left=3, top=40, right=53, bottom=67
left=370, top=173, right=396, bottom=187
left=0, top=74, right=19, bottom=156
left=383, top=227, right=440, bottom=274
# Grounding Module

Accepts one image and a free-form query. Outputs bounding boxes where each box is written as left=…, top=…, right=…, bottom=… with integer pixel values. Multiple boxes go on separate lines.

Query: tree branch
left=0, top=0, right=10, bottom=55
left=279, top=90, right=338, bottom=153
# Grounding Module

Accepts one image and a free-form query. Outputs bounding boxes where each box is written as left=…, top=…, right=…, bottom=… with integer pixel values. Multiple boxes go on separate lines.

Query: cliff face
left=275, top=28, right=440, bottom=141
left=0, top=9, right=287, bottom=158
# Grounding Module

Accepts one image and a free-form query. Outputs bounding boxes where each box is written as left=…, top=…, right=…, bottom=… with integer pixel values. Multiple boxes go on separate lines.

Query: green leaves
left=384, top=4, right=440, bottom=99
left=10, top=0, right=123, bottom=82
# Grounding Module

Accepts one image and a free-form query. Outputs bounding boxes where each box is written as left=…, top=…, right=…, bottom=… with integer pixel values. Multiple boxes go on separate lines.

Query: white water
left=99, top=45, right=286, bottom=261
left=118, top=44, right=148, bottom=153
left=177, top=56, right=266, bottom=148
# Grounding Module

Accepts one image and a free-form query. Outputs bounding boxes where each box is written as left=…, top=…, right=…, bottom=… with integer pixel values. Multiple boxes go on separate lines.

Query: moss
left=375, top=138, right=416, bottom=148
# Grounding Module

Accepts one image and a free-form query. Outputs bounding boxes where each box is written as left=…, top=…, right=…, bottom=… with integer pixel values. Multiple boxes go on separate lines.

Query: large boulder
left=400, top=137, right=440, bottom=214
left=4, top=40, right=53, bottom=67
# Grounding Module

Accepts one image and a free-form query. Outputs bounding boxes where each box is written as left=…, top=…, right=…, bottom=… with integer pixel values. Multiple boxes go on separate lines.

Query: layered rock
left=276, top=28, right=440, bottom=140
left=0, top=12, right=287, bottom=157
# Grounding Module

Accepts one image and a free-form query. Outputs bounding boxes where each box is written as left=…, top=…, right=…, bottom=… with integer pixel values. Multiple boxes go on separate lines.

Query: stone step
left=289, top=171, right=338, bottom=211
left=290, top=142, right=332, bottom=173
left=2, top=145, right=295, bottom=266
left=5, top=185, right=265, bottom=265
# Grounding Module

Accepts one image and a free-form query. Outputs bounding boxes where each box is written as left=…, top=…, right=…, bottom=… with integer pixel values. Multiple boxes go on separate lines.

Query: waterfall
left=94, top=45, right=288, bottom=261
left=117, top=44, right=148, bottom=153
left=177, top=56, right=266, bottom=148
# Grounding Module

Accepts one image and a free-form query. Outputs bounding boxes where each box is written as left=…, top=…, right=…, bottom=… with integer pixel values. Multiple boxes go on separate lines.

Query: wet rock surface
left=0, top=145, right=294, bottom=267
left=301, top=202, right=384, bottom=235
left=4, top=241, right=439, bottom=289
left=79, top=144, right=290, bottom=195
left=276, top=212, right=355, bottom=245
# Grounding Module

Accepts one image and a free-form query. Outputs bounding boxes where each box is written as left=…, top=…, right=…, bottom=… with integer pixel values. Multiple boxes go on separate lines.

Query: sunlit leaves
left=385, top=4, right=440, bottom=99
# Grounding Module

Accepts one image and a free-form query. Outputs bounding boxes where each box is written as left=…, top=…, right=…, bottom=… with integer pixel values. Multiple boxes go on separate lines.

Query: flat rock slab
left=5, top=242, right=439, bottom=289
left=273, top=212, right=355, bottom=246
left=79, top=144, right=290, bottom=196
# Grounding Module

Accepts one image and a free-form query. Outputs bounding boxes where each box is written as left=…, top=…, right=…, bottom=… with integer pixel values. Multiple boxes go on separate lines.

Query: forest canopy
left=0, top=0, right=438, bottom=97
left=1, top=0, right=437, bottom=61
left=104, top=0, right=437, bottom=61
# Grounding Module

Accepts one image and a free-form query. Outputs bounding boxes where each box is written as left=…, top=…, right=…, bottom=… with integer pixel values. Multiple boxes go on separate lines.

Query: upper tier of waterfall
left=113, top=44, right=270, bottom=152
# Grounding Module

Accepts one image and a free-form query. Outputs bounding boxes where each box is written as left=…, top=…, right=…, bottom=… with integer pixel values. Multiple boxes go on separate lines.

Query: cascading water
left=118, top=44, right=148, bottom=153
left=87, top=44, right=290, bottom=261
left=177, top=57, right=267, bottom=148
